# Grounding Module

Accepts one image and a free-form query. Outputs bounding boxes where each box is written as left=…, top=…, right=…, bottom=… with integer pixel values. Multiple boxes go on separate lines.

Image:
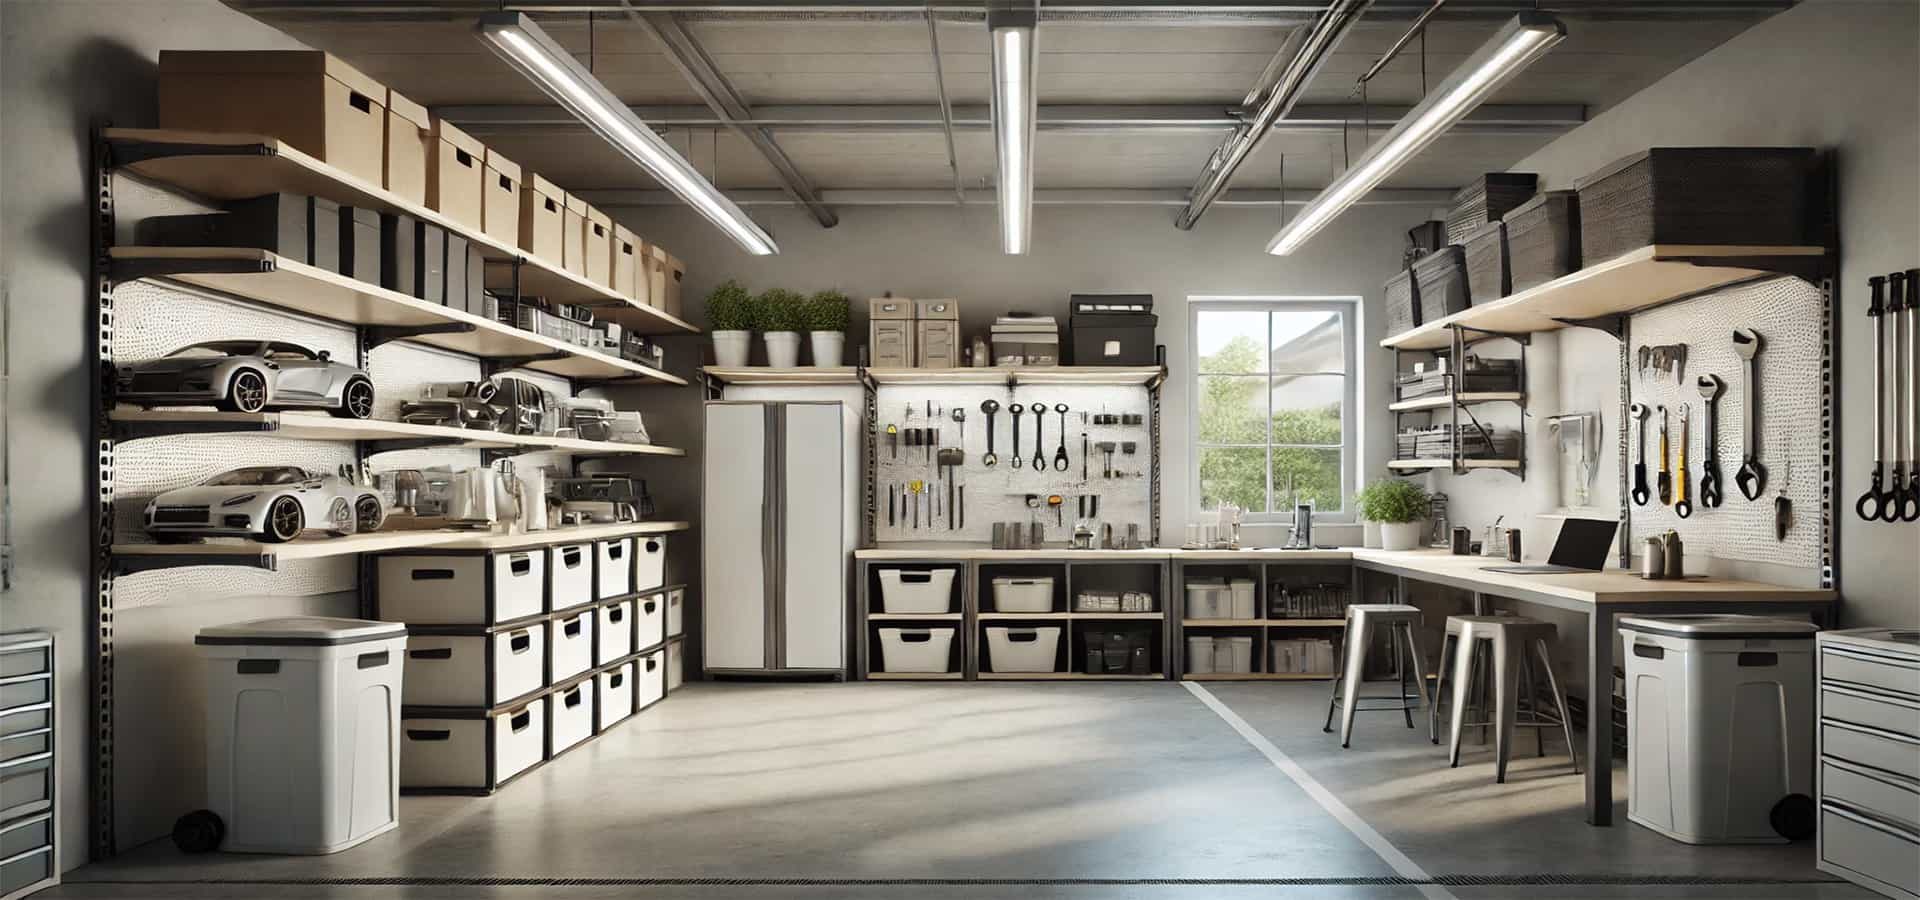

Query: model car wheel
left=355, top=494, right=385, bottom=533
left=325, top=497, right=354, bottom=535
left=334, top=377, right=375, bottom=420
left=221, top=369, right=269, bottom=414
left=262, top=496, right=304, bottom=543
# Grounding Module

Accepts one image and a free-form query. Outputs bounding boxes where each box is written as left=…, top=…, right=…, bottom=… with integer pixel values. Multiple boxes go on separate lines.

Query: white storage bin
left=194, top=617, right=407, bottom=853
left=992, top=577, right=1055, bottom=613
left=548, top=680, right=594, bottom=757
left=635, top=592, right=667, bottom=650
left=878, top=569, right=956, bottom=614
left=665, top=587, right=685, bottom=638
left=1186, top=636, right=1217, bottom=675
left=1229, top=580, right=1258, bottom=620
left=549, top=543, right=595, bottom=611
left=1621, top=615, right=1818, bottom=844
left=985, top=626, right=1061, bottom=673
left=637, top=647, right=668, bottom=709
left=666, top=643, right=684, bottom=691
left=877, top=627, right=955, bottom=673
left=595, top=663, right=636, bottom=730
left=597, top=599, right=634, bottom=664
left=377, top=551, right=545, bottom=624
left=1213, top=636, right=1254, bottom=674
left=403, top=624, right=545, bottom=708
left=634, top=535, right=668, bottom=593
left=596, top=538, right=633, bottom=599
left=1184, top=580, right=1228, bottom=619
left=547, top=609, right=595, bottom=684
left=400, top=697, right=546, bottom=791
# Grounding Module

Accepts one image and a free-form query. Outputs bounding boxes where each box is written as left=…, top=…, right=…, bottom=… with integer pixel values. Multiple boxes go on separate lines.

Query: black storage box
left=465, top=245, right=486, bottom=315
left=1573, top=147, right=1817, bottom=264
left=1384, top=268, right=1420, bottom=337
left=1445, top=173, right=1537, bottom=244
left=443, top=233, right=469, bottom=310
left=338, top=206, right=381, bottom=285
left=134, top=192, right=311, bottom=263
left=1081, top=627, right=1153, bottom=675
left=1068, top=294, right=1158, bottom=366
left=308, top=197, right=341, bottom=274
left=1407, top=220, right=1449, bottom=258
left=1504, top=190, right=1580, bottom=292
left=381, top=213, right=417, bottom=297
left=1412, top=246, right=1470, bottom=324
left=1460, top=220, right=1508, bottom=304
left=412, top=220, right=446, bottom=303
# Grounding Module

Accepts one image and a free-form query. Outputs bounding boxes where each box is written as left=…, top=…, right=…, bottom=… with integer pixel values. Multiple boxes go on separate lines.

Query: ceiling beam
left=579, top=187, right=1455, bottom=206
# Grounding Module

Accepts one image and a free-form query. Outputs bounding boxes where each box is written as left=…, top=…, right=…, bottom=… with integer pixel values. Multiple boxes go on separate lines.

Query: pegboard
left=111, top=281, right=357, bottom=363
left=1627, top=276, right=1823, bottom=568
left=873, top=383, right=1153, bottom=543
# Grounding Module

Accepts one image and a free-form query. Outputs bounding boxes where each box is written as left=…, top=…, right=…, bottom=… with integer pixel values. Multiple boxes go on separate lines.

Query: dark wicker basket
left=1445, top=173, right=1537, bottom=244
left=1505, top=190, right=1580, bottom=292
left=1461, top=221, right=1508, bottom=304
left=1413, top=246, right=1469, bottom=325
left=1573, top=147, right=1816, bottom=264
left=1385, top=268, right=1420, bottom=336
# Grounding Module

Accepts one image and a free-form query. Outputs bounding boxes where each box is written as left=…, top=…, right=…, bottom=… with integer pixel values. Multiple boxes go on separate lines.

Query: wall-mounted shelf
left=110, top=521, right=690, bottom=574
left=701, top=366, right=861, bottom=386
left=868, top=366, right=1164, bottom=386
left=1387, top=392, right=1525, bottom=412
left=102, top=128, right=697, bottom=336
left=109, top=247, right=685, bottom=385
left=1381, top=244, right=1829, bottom=350
left=108, top=409, right=686, bottom=457
left=1388, top=459, right=1523, bottom=471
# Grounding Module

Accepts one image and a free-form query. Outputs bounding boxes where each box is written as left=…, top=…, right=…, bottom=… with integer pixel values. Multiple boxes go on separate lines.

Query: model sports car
left=143, top=465, right=386, bottom=543
left=116, top=341, right=374, bottom=418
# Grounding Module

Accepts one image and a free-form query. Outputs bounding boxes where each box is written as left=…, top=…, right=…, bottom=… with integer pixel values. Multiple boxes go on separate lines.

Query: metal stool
left=1323, top=603, right=1431, bottom=748
left=1432, top=615, right=1580, bottom=783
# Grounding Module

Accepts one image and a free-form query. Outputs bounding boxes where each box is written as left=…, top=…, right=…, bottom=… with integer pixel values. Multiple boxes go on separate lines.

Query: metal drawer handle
left=1824, top=801, right=1920, bottom=843
left=1826, top=718, right=1920, bottom=746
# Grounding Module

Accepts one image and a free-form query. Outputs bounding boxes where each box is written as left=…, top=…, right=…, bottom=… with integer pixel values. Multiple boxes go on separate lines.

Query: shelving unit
left=1172, top=558, right=1353, bottom=681
left=1389, top=320, right=1529, bottom=479
left=109, top=410, right=687, bottom=457
left=1387, top=459, right=1524, bottom=471
left=700, top=366, right=861, bottom=387
left=867, top=366, right=1164, bottom=386
left=111, top=521, right=690, bottom=575
left=1387, top=392, right=1524, bottom=412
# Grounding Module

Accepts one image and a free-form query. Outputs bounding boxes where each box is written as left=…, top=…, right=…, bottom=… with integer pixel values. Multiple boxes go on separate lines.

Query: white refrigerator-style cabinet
left=702, top=400, right=852, bottom=676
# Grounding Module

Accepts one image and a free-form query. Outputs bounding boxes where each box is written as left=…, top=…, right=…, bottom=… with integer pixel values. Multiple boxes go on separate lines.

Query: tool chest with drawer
left=1817, top=628, right=1920, bottom=900
left=0, top=633, right=54, bottom=900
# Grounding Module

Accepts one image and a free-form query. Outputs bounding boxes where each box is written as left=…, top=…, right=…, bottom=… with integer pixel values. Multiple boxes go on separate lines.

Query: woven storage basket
left=1384, top=268, right=1420, bottom=337
left=1413, top=246, right=1470, bottom=325
left=1460, top=220, right=1508, bottom=304
left=1505, top=190, right=1580, bottom=292
left=1444, top=173, right=1537, bottom=244
left=1573, top=147, right=1816, bottom=264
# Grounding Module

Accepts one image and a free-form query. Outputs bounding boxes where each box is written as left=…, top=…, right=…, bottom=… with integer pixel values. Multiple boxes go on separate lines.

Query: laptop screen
left=1547, top=518, right=1621, bottom=570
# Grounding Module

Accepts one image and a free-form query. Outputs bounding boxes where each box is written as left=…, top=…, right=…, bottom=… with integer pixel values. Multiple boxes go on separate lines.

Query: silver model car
left=116, top=341, right=374, bottom=418
left=143, top=465, right=386, bottom=543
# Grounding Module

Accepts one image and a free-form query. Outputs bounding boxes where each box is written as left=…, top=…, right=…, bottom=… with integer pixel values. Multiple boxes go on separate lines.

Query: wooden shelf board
left=976, top=672, right=1163, bottom=680
left=108, top=409, right=686, bottom=456
left=1068, top=612, right=1164, bottom=620
left=110, top=248, right=687, bottom=384
left=1388, top=459, right=1523, bottom=471
left=868, top=613, right=963, bottom=621
left=867, top=366, right=1162, bottom=386
left=866, top=671, right=964, bottom=680
left=1387, top=392, right=1525, bottom=412
left=104, top=129, right=696, bottom=335
left=1381, top=244, right=1828, bottom=350
left=701, top=366, right=862, bottom=386
left=112, top=521, right=690, bottom=565
left=1182, top=618, right=1346, bottom=627
left=979, top=612, right=1072, bottom=620
left=428, top=521, right=689, bottom=550
left=1183, top=672, right=1334, bottom=681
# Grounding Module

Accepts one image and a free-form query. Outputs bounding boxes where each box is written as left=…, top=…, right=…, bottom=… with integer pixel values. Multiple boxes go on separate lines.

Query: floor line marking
left=1183, top=681, right=1459, bottom=900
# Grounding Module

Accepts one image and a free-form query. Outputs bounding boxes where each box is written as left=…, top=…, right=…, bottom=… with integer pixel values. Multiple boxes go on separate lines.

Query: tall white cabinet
left=703, top=401, right=852, bottom=676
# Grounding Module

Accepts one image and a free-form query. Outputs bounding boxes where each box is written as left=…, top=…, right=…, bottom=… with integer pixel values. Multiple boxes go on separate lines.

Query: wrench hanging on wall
left=1859, top=277, right=1895, bottom=520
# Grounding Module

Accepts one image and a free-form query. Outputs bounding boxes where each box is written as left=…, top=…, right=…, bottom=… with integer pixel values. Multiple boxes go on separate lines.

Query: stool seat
left=1434, top=614, right=1580, bottom=783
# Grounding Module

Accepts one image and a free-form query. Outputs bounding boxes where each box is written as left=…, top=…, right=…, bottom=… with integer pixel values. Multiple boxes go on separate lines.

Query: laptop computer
left=1481, top=518, right=1619, bottom=574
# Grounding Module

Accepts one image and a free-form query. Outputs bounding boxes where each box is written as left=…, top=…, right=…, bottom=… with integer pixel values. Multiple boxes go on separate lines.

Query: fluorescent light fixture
left=1267, top=13, right=1565, bottom=256
left=989, top=3, right=1037, bottom=254
left=476, top=12, right=777, bottom=256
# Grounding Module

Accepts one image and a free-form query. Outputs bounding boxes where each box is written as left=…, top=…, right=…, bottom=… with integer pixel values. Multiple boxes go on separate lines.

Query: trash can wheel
left=172, top=809, right=225, bottom=853
left=1771, top=793, right=1816, bottom=841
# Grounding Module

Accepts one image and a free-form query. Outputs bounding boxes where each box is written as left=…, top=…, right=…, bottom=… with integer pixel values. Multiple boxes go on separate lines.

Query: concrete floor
left=52, top=682, right=1868, bottom=900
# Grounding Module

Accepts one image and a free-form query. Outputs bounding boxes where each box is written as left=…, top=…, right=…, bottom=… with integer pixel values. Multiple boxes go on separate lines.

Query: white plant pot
left=1363, top=519, right=1383, bottom=549
left=712, top=330, right=752, bottom=367
left=1380, top=521, right=1424, bottom=552
left=764, top=331, right=802, bottom=368
left=809, top=331, right=845, bottom=367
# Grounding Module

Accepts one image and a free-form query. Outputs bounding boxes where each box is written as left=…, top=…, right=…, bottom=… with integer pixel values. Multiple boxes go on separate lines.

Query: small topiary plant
left=706, top=280, right=756, bottom=331
left=757, top=288, right=808, bottom=332
left=802, top=289, right=851, bottom=333
left=1355, top=479, right=1430, bottom=523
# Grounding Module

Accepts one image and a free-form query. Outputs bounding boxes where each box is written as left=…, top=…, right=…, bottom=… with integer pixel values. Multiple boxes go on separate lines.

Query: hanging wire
left=588, top=12, right=596, bottom=74
left=1420, top=29, right=1427, bottom=96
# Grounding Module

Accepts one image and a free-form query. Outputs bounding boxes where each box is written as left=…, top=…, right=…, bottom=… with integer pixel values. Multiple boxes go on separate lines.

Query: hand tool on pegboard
left=1732, top=329, right=1768, bottom=501
left=1032, top=404, right=1048, bottom=470
left=980, top=400, right=1000, bottom=467
left=1675, top=403, right=1693, bottom=518
left=1901, top=268, right=1920, bottom=520
left=1009, top=403, right=1025, bottom=469
left=1053, top=404, right=1070, bottom=471
left=1696, top=375, right=1725, bottom=508
left=1889, top=271, right=1920, bottom=522
left=1774, top=460, right=1794, bottom=540
left=1630, top=403, right=1651, bottom=506
left=1858, top=276, right=1893, bottom=521
left=1657, top=405, right=1673, bottom=505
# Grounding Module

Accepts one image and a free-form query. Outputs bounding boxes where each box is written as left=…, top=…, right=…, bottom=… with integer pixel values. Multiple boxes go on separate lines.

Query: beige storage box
left=562, top=193, right=590, bottom=279
left=916, top=299, right=961, bottom=368
left=158, top=51, right=387, bottom=186
left=648, top=245, right=685, bottom=316
left=869, top=298, right=916, bottom=367
left=482, top=148, right=522, bottom=248
left=613, top=225, right=642, bottom=301
left=383, top=89, right=432, bottom=205
left=427, top=118, right=486, bottom=231
left=520, top=173, right=567, bottom=263
left=584, top=206, right=614, bottom=287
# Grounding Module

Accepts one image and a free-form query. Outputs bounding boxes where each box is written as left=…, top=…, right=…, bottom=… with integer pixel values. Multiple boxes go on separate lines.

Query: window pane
left=1270, top=309, right=1345, bottom=375
left=1199, top=446, right=1268, bottom=513
left=1269, top=374, right=1344, bottom=445
left=1272, top=447, right=1343, bottom=514
left=1196, top=310, right=1268, bottom=374
left=1198, top=375, right=1268, bottom=444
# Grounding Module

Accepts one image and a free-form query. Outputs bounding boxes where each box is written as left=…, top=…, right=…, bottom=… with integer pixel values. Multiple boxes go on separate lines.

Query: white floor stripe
left=1183, top=681, right=1459, bottom=900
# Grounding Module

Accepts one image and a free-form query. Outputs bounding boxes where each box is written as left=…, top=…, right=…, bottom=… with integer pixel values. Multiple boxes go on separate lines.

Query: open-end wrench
left=1733, top=329, right=1767, bottom=500
left=1032, top=404, right=1048, bottom=470
left=1630, top=402, right=1651, bottom=506
left=1053, top=404, right=1071, bottom=471
left=980, top=400, right=1000, bottom=467
left=1675, top=403, right=1694, bottom=518
left=1903, top=268, right=1920, bottom=520
left=1009, top=403, right=1025, bottom=469
left=1860, top=278, right=1890, bottom=520
left=1696, top=374, right=1725, bottom=508
left=1890, top=273, right=1911, bottom=516
left=1657, top=405, right=1672, bottom=506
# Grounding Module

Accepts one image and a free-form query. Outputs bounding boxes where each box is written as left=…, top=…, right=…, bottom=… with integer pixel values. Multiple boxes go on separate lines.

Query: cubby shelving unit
left=1171, top=557, right=1359, bottom=681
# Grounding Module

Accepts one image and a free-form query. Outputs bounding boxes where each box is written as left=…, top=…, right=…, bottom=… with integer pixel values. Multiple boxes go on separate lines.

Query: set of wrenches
left=1858, top=269, right=1920, bottom=522
left=1629, top=327, right=1788, bottom=537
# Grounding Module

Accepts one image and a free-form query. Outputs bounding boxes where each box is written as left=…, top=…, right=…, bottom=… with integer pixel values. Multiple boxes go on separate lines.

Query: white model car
left=143, top=465, right=385, bottom=543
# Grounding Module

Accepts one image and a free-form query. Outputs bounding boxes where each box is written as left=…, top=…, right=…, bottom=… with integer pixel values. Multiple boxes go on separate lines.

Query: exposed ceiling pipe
left=925, top=10, right=965, bottom=204
left=1174, top=0, right=1372, bottom=231
left=1357, top=0, right=1445, bottom=86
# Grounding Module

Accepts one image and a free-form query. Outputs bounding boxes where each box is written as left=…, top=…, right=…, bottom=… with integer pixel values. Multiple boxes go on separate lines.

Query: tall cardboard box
left=584, top=206, right=614, bottom=288
left=562, top=193, right=589, bottom=279
left=612, top=226, right=644, bottom=303
left=159, top=51, right=387, bottom=186
left=520, top=174, right=566, bottom=263
left=384, top=90, right=432, bottom=205
left=482, top=149, right=522, bottom=248
left=427, top=118, right=486, bottom=232
left=649, top=246, right=686, bottom=318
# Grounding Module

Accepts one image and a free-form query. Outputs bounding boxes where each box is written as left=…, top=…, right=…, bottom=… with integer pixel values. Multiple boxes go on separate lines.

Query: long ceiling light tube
left=477, top=12, right=778, bottom=255
left=988, top=2, right=1037, bottom=254
left=1267, top=11, right=1564, bottom=255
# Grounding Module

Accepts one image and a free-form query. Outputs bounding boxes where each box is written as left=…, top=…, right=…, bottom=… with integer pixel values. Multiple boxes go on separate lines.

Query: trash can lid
left=1618, top=614, right=1817, bottom=640
left=196, top=616, right=407, bottom=646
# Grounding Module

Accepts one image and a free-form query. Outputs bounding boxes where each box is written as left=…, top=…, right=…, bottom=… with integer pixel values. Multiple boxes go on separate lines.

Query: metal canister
left=1641, top=536, right=1665, bottom=579
left=1661, top=529, right=1685, bottom=579
left=1505, top=528, right=1523, bottom=563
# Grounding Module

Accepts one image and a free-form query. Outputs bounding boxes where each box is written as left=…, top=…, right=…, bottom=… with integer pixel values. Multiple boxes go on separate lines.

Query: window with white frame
left=1189, top=299, right=1357, bottom=519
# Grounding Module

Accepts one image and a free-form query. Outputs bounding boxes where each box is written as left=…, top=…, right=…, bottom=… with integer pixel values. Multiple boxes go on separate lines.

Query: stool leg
left=1394, top=625, right=1414, bottom=728
left=1536, top=637, right=1581, bottom=774
left=1519, top=648, right=1543, bottom=758
left=1447, top=633, right=1476, bottom=767
left=1466, top=640, right=1488, bottom=745
left=1339, top=613, right=1373, bottom=748
left=1430, top=632, right=1453, bottom=745
left=1322, top=629, right=1345, bottom=734
left=1493, top=630, right=1521, bottom=784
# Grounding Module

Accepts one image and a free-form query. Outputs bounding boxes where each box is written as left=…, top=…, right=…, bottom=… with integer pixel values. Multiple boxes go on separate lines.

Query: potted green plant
left=803, top=289, right=851, bottom=367
left=758, top=288, right=807, bottom=368
left=706, top=280, right=755, bottom=367
left=1355, top=479, right=1431, bottom=551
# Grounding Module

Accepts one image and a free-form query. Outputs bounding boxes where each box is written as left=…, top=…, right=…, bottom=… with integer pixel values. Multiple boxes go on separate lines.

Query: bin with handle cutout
left=596, top=538, right=633, bottom=599
left=637, top=647, right=668, bottom=710
left=547, top=608, right=596, bottom=684
left=635, top=536, right=668, bottom=593
left=985, top=626, right=1062, bottom=673
left=547, top=677, right=595, bottom=758
left=377, top=550, right=545, bottom=625
left=549, top=543, right=595, bottom=612
left=401, top=621, right=545, bottom=708
left=634, top=592, right=667, bottom=651
left=877, top=627, right=957, bottom=673
left=399, top=697, right=547, bottom=793
left=595, top=662, right=636, bottom=731
left=878, top=569, right=957, bottom=614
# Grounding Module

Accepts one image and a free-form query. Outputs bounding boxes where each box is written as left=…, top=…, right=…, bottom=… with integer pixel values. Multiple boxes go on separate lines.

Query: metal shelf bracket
left=480, top=352, right=571, bottom=378
left=363, top=321, right=478, bottom=350
left=109, top=255, right=272, bottom=284
left=1551, top=314, right=1629, bottom=341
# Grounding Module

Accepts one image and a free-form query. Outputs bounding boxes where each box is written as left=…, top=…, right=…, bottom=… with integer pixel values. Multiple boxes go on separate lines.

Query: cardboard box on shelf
left=384, top=89, right=432, bottom=205
left=649, top=245, right=685, bottom=317
left=612, top=225, right=643, bottom=303
left=520, top=173, right=566, bottom=263
left=584, top=206, right=614, bottom=288
left=427, top=118, right=486, bottom=232
left=562, top=192, right=589, bottom=279
left=158, top=51, right=387, bottom=187
left=482, top=149, right=522, bottom=249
